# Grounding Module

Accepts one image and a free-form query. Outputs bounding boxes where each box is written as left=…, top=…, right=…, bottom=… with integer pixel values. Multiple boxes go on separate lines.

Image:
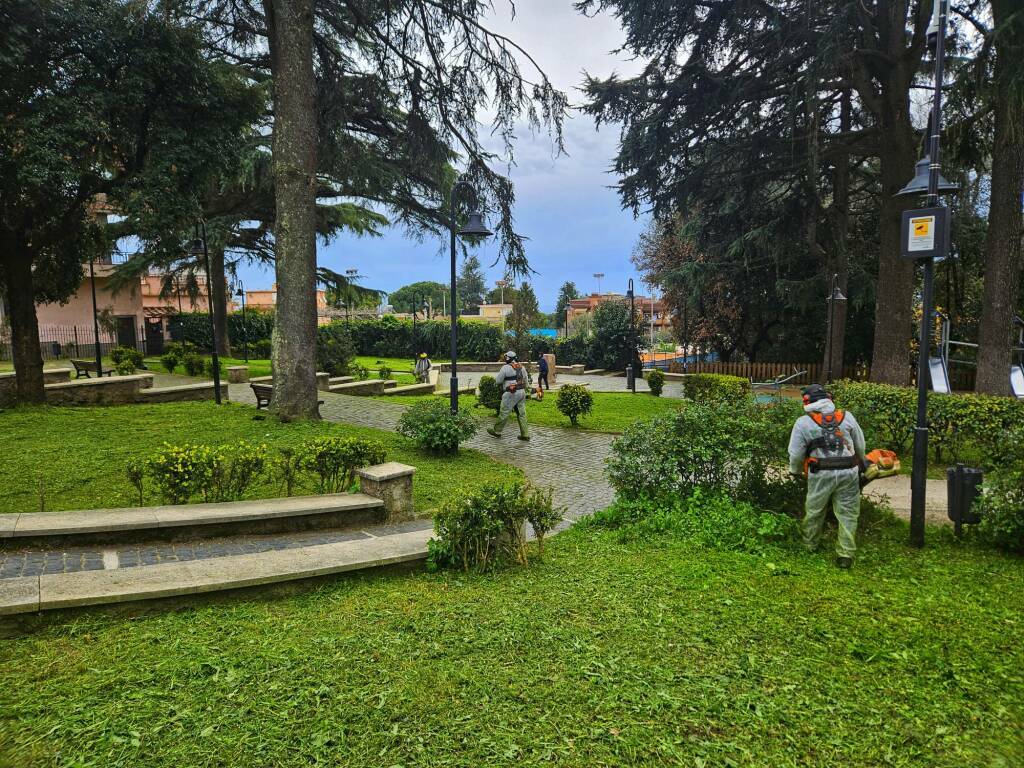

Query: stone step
left=0, top=494, right=384, bottom=548
left=328, top=379, right=394, bottom=396
left=328, top=375, right=354, bottom=385
left=383, top=382, right=437, bottom=396
left=0, top=527, right=432, bottom=615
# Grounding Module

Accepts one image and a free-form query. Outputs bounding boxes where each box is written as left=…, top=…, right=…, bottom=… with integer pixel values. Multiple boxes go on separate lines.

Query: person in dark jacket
left=537, top=355, right=549, bottom=390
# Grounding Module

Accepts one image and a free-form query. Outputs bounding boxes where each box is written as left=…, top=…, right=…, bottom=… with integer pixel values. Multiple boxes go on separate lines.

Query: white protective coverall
left=492, top=362, right=530, bottom=438
left=787, top=399, right=867, bottom=558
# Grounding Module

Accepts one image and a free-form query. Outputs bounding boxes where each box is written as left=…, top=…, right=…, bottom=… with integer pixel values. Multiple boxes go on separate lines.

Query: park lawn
left=1, top=515, right=1021, bottom=766
left=377, top=390, right=686, bottom=433
left=0, top=402, right=520, bottom=515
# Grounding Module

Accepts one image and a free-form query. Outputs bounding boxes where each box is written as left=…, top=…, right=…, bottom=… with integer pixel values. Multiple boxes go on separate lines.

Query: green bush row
left=975, top=424, right=1024, bottom=553
left=125, top=436, right=387, bottom=505
left=682, top=373, right=751, bottom=402
left=829, top=379, right=1024, bottom=464
left=174, top=310, right=275, bottom=351
left=607, top=398, right=804, bottom=515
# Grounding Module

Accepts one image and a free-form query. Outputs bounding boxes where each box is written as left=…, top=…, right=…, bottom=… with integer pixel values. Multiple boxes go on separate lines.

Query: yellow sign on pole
left=908, top=215, right=936, bottom=252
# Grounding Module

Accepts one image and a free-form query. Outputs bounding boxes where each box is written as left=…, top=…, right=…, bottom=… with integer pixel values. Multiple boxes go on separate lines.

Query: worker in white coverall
left=487, top=350, right=530, bottom=441
left=787, top=384, right=867, bottom=569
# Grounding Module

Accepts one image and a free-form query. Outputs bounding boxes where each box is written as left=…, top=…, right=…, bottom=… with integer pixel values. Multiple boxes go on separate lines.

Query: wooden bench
left=251, top=382, right=323, bottom=412
left=71, top=359, right=113, bottom=379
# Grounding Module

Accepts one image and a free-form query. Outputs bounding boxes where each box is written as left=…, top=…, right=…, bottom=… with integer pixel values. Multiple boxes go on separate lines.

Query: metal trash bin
left=947, top=463, right=983, bottom=534
left=625, top=364, right=635, bottom=392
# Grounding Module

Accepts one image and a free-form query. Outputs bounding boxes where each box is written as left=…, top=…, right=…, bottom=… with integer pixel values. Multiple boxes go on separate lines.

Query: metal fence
left=0, top=324, right=149, bottom=362
left=664, top=360, right=871, bottom=384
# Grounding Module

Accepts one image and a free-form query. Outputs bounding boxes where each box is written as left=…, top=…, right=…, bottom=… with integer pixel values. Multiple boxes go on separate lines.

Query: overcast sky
left=236, top=0, right=648, bottom=313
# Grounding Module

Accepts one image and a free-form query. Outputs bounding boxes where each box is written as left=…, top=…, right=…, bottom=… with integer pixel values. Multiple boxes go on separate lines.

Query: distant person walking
left=537, top=355, right=550, bottom=390
left=487, top=350, right=530, bottom=441
left=414, top=352, right=432, bottom=384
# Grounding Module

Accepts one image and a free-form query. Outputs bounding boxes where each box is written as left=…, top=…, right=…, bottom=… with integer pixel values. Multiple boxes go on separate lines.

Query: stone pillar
left=356, top=462, right=416, bottom=522
left=316, top=371, right=330, bottom=391
left=544, top=353, right=556, bottom=385
left=227, top=366, right=250, bottom=384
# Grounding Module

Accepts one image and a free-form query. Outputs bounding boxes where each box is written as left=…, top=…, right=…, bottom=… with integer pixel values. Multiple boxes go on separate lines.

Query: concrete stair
left=328, top=375, right=354, bottom=386
left=383, top=382, right=437, bottom=396
left=0, top=527, right=431, bottom=616
left=0, top=494, right=385, bottom=548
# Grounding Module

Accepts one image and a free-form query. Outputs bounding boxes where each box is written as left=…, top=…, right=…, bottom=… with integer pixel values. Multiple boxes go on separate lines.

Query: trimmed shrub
left=682, top=373, right=750, bottom=403
left=297, top=436, right=387, bottom=494
left=522, top=484, right=563, bottom=557
left=125, top=458, right=145, bottom=506
left=114, top=359, right=137, bottom=376
left=316, top=323, right=357, bottom=377
left=556, top=383, right=594, bottom=426
left=398, top=399, right=478, bottom=454
left=204, top=357, right=223, bottom=378
left=160, top=352, right=179, bottom=375
left=428, top=480, right=558, bottom=571
left=144, top=442, right=268, bottom=504
left=176, top=310, right=275, bottom=350
left=352, top=363, right=370, bottom=381
left=378, top=365, right=392, bottom=380
left=252, top=338, right=272, bottom=358
left=646, top=368, right=665, bottom=396
left=182, top=353, right=206, bottom=377
left=146, top=443, right=216, bottom=504
left=607, top=399, right=803, bottom=514
left=274, top=447, right=301, bottom=497
left=976, top=425, right=1024, bottom=553
left=110, top=346, right=144, bottom=369
left=477, top=375, right=502, bottom=414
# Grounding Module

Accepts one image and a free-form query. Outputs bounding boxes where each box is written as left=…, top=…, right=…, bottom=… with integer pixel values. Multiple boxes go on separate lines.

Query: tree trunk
left=0, top=240, right=45, bottom=403
left=210, top=245, right=232, bottom=357
left=263, top=0, right=320, bottom=420
left=869, top=108, right=918, bottom=385
left=976, top=0, right=1024, bottom=395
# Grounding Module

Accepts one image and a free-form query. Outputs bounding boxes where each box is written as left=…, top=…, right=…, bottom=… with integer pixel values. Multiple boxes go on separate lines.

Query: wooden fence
left=667, top=360, right=870, bottom=384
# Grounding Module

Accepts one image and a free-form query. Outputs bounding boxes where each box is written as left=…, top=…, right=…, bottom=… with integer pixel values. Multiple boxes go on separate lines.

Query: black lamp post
left=896, top=0, right=956, bottom=548
left=626, top=278, right=637, bottom=393
left=190, top=222, right=222, bottom=404
left=825, top=274, right=847, bottom=384
left=88, top=256, right=104, bottom=376
left=235, top=284, right=248, bottom=363
left=448, top=177, right=492, bottom=413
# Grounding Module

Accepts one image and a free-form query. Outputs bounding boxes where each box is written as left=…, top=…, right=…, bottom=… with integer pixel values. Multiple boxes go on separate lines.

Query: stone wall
left=137, top=382, right=229, bottom=403
left=0, top=369, right=73, bottom=407
left=44, top=374, right=153, bottom=406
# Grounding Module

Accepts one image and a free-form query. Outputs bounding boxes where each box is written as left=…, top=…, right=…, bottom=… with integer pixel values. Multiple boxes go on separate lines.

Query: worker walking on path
left=487, top=350, right=531, bottom=441
left=788, top=384, right=867, bottom=569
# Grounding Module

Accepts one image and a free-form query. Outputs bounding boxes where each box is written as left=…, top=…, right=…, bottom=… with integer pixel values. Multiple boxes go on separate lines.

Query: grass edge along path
left=0, top=401, right=521, bottom=515
left=0, top=515, right=1020, bottom=767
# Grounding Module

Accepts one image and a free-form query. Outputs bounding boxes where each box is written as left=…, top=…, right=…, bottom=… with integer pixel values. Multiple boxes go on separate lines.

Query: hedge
left=682, top=373, right=751, bottom=403
left=830, top=379, right=1024, bottom=465
left=176, top=310, right=275, bottom=350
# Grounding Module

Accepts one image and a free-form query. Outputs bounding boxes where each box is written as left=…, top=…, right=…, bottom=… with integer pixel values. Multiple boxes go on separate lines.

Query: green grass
left=1, top=515, right=1020, bottom=766
left=377, top=391, right=686, bottom=433
left=0, top=402, right=520, bottom=514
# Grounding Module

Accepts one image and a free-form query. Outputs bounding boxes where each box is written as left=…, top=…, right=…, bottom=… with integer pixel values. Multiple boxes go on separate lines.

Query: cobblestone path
left=230, top=385, right=618, bottom=523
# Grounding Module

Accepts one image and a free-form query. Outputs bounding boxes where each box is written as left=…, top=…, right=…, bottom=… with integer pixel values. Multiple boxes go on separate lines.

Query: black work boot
left=836, top=556, right=853, bottom=570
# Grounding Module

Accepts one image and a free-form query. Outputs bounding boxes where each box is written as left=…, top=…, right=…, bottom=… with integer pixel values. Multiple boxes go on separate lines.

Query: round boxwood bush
left=646, top=368, right=665, bottom=396
left=477, top=375, right=502, bottom=414
left=398, top=398, right=479, bottom=454
left=556, top=383, right=594, bottom=426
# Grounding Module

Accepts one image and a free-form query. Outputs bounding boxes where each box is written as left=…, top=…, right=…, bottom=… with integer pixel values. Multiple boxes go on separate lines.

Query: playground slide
left=1011, top=365, right=1024, bottom=399
left=929, top=357, right=951, bottom=394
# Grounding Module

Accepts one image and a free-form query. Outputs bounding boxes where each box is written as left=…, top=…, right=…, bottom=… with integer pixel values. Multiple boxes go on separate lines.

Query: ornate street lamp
left=236, top=283, right=248, bottom=363
left=825, top=274, right=847, bottom=384
left=448, top=177, right=492, bottom=413
left=895, top=0, right=957, bottom=548
left=593, top=272, right=604, bottom=295
left=190, top=222, right=222, bottom=404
